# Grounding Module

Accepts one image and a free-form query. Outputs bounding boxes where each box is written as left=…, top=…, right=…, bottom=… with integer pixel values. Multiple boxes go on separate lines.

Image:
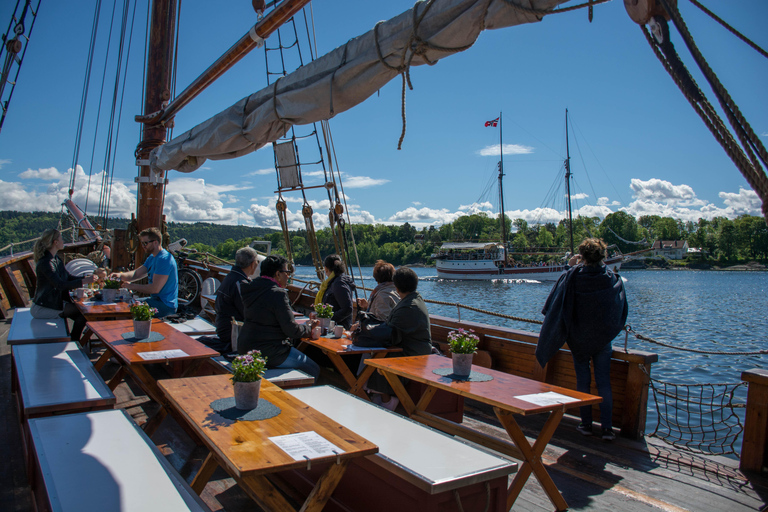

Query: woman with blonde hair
left=31, top=229, right=104, bottom=341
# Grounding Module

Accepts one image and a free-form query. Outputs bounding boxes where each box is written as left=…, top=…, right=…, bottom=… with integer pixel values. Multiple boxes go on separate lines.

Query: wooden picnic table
left=159, top=374, right=378, bottom=512
left=72, top=296, right=133, bottom=347
left=297, top=334, right=401, bottom=400
left=89, top=319, right=219, bottom=435
left=365, top=354, right=603, bottom=512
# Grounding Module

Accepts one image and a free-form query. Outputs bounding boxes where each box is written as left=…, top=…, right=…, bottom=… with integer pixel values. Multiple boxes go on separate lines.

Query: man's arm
left=110, top=265, right=148, bottom=282
left=125, top=273, right=167, bottom=295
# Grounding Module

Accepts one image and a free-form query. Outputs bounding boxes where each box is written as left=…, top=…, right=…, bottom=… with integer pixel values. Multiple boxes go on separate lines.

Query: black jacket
left=321, top=274, right=356, bottom=328
left=33, top=251, right=83, bottom=310
left=238, top=277, right=311, bottom=366
left=214, top=266, right=250, bottom=350
left=536, top=264, right=628, bottom=366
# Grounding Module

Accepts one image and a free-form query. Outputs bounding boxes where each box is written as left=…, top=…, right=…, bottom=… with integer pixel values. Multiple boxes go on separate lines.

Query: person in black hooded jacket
left=536, top=238, right=628, bottom=440
left=317, top=254, right=356, bottom=329
left=238, top=255, right=320, bottom=378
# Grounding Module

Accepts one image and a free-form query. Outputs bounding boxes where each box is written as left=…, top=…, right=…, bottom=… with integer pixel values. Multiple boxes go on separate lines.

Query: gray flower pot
left=234, top=379, right=262, bottom=410
left=452, top=353, right=474, bottom=377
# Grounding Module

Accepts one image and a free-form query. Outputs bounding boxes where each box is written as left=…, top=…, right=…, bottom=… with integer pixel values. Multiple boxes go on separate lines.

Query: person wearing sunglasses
left=238, top=254, right=320, bottom=378
left=110, top=227, right=178, bottom=318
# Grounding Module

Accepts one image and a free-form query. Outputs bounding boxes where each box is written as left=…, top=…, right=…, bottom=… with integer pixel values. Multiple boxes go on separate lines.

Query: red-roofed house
left=652, top=240, right=690, bottom=260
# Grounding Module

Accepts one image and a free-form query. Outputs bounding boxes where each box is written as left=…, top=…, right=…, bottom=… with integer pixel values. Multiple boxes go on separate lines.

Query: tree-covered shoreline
left=1, top=210, right=765, bottom=268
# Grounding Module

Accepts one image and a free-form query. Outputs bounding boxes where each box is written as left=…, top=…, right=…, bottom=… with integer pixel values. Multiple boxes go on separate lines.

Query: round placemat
left=433, top=367, right=494, bottom=382
left=121, top=331, right=165, bottom=343
left=210, top=397, right=281, bottom=421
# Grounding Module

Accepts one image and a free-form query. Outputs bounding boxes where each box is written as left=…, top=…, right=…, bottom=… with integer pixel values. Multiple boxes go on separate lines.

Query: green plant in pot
left=129, top=302, right=158, bottom=339
left=447, top=328, right=479, bottom=377
left=101, top=278, right=121, bottom=302
left=314, top=303, right=334, bottom=328
left=231, top=350, right=267, bottom=410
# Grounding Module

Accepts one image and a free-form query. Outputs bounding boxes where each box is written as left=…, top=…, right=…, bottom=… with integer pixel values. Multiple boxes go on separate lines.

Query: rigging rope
left=685, top=0, right=768, bottom=60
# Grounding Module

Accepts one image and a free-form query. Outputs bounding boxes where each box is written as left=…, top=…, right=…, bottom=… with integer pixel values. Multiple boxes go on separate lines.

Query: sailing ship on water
left=432, top=111, right=623, bottom=280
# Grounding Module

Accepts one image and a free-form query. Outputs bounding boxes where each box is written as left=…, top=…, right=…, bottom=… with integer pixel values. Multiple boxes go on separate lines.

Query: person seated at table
left=110, top=227, right=178, bottom=318
left=214, top=246, right=260, bottom=354
left=316, top=254, right=356, bottom=329
left=238, top=255, right=320, bottom=378
left=356, top=259, right=400, bottom=322
left=352, top=267, right=433, bottom=411
left=30, top=228, right=106, bottom=341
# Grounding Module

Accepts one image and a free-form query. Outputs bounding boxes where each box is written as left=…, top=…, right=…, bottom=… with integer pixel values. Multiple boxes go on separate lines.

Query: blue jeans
left=143, top=296, right=176, bottom=318
left=572, top=342, right=613, bottom=430
left=274, top=347, right=320, bottom=379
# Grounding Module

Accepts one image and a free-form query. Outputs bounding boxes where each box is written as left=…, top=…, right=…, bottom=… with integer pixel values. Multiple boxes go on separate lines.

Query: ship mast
left=564, top=108, right=574, bottom=254
left=498, top=112, right=507, bottom=263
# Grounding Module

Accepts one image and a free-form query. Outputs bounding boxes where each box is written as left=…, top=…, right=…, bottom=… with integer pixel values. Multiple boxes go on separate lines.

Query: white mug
left=334, top=325, right=344, bottom=338
left=328, top=320, right=335, bottom=330
left=74, top=288, right=87, bottom=299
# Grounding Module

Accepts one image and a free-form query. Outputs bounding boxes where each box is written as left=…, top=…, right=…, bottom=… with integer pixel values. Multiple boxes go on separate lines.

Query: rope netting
left=645, top=371, right=747, bottom=456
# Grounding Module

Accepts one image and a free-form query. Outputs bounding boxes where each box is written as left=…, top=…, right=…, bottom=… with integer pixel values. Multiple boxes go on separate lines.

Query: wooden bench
left=11, top=341, right=116, bottom=473
left=208, top=355, right=315, bottom=388
left=8, top=307, right=70, bottom=345
left=285, top=385, right=516, bottom=512
left=165, top=315, right=216, bottom=335
left=27, top=409, right=211, bottom=511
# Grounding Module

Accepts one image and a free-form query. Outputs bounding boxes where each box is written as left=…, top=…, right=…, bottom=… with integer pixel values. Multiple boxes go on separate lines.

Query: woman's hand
left=350, top=321, right=360, bottom=332
left=356, top=298, right=369, bottom=310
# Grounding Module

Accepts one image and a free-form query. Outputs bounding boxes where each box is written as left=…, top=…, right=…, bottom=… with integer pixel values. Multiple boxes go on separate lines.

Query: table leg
left=325, top=352, right=358, bottom=390
left=300, top=459, right=349, bottom=512
left=93, top=347, right=113, bottom=371
left=496, top=407, right=568, bottom=512
left=239, top=472, right=301, bottom=512
left=191, top=452, right=219, bottom=495
left=379, top=369, right=417, bottom=416
left=107, top=367, right=127, bottom=391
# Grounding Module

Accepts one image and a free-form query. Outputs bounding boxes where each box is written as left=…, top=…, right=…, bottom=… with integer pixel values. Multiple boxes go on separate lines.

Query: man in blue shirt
left=110, top=227, right=178, bottom=317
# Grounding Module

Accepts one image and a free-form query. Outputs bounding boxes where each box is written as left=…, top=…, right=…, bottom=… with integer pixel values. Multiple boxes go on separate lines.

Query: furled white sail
left=150, top=0, right=568, bottom=173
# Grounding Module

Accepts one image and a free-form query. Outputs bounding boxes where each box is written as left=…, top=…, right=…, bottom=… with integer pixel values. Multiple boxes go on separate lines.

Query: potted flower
left=101, top=278, right=121, bottom=302
left=130, top=302, right=158, bottom=339
left=447, top=328, right=480, bottom=377
left=231, top=350, right=267, bottom=410
left=314, top=303, right=334, bottom=329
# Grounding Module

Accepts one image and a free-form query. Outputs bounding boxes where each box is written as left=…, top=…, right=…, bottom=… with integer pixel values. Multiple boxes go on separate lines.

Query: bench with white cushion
left=8, top=307, right=69, bottom=345
left=286, top=385, right=516, bottom=512
left=27, top=409, right=211, bottom=512
left=209, top=355, right=314, bottom=388
left=11, top=341, right=116, bottom=473
left=166, top=315, right=215, bottom=335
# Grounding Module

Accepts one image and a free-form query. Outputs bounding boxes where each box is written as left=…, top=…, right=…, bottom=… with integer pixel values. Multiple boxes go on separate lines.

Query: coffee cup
left=334, top=325, right=344, bottom=338
left=74, top=288, right=87, bottom=299
left=311, top=326, right=321, bottom=340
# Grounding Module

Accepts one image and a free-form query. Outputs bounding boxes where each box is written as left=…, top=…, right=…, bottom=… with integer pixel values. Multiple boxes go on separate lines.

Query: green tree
left=599, top=211, right=640, bottom=253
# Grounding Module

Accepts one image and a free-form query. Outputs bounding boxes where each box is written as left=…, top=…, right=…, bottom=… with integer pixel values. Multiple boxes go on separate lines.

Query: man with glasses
left=110, top=227, right=178, bottom=318
left=238, top=254, right=320, bottom=378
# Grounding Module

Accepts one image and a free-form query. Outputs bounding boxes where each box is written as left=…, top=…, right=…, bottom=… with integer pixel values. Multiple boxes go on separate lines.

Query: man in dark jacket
left=536, top=238, right=628, bottom=440
left=214, top=247, right=259, bottom=353
left=238, top=255, right=320, bottom=378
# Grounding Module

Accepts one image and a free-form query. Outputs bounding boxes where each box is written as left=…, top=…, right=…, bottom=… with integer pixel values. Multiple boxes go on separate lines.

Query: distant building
left=414, top=234, right=425, bottom=245
left=652, top=240, right=690, bottom=260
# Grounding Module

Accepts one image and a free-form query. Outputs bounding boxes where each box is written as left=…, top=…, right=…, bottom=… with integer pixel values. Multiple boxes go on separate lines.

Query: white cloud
left=387, top=206, right=463, bottom=228
left=163, top=178, right=252, bottom=224
left=570, top=193, right=589, bottom=200
left=412, top=201, right=421, bottom=206
left=478, top=144, right=534, bottom=156
left=458, top=201, right=493, bottom=212
left=0, top=159, right=10, bottom=169
left=245, top=168, right=273, bottom=176
left=247, top=197, right=376, bottom=230
left=629, top=178, right=706, bottom=207
left=19, top=167, right=67, bottom=180
left=342, top=176, right=390, bottom=188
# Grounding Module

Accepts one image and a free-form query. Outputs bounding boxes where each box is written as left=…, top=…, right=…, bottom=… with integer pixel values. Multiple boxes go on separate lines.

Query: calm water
left=295, top=266, right=768, bottom=449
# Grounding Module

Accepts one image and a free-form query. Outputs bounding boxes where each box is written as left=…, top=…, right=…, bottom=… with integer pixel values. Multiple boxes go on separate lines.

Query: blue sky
left=0, top=0, right=766, bottom=231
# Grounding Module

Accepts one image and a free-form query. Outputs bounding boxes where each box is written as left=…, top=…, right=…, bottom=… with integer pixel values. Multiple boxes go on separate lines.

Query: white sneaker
left=380, top=396, right=399, bottom=412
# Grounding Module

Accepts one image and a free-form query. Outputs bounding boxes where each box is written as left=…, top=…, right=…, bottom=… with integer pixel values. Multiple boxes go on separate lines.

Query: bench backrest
left=288, top=385, right=516, bottom=493
left=8, top=307, right=69, bottom=345
left=13, top=341, right=115, bottom=417
left=210, top=356, right=315, bottom=388
left=28, top=409, right=211, bottom=511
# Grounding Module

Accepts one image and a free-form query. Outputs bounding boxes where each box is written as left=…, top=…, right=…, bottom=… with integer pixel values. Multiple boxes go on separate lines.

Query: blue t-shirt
left=143, top=249, right=178, bottom=310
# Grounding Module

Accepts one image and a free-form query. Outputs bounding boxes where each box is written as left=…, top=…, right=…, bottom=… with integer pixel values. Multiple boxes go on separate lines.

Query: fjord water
left=297, top=266, right=768, bottom=446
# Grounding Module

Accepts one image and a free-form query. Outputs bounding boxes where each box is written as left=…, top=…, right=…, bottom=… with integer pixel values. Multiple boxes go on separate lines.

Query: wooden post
left=740, top=369, right=768, bottom=473
left=135, top=0, right=176, bottom=243
left=620, top=352, right=657, bottom=440
left=111, top=229, right=131, bottom=271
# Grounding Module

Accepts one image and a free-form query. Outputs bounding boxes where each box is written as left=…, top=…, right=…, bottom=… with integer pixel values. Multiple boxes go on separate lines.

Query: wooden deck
left=2, top=317, right=767, bottom=512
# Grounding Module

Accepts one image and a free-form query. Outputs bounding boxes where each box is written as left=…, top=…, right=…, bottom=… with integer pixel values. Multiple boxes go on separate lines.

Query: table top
left=159, top=374, right=378, bottom=479
left=87, top=319, right=219, bottom=366
left=73, top=297, right=133, bottom=319
left=365, top=355, right=602, bottom=416
left=301, top=334, right=402, bottom=355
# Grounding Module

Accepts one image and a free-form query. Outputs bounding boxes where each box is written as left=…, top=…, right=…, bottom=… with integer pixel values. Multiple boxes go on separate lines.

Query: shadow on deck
left=2, top=318, right=767, bottom=512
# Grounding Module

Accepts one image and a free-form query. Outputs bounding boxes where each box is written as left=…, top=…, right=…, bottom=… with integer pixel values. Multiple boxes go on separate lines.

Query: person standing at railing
left=536, top=238, right=628, bottom=441
left=31, top=228, right=105, bottom=341
left=110, top=227, right=178, bottom=318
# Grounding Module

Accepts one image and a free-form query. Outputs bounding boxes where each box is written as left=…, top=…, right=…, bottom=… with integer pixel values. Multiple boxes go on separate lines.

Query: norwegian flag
left=484, top=117, right=499, bottom=127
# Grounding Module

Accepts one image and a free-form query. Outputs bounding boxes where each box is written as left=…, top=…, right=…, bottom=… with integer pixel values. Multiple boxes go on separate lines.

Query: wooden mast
left=498, top=112, right=507, bottom=263
left=564, top=108, right=574, bottom=254
left=135, top=0, right=177, bottom=256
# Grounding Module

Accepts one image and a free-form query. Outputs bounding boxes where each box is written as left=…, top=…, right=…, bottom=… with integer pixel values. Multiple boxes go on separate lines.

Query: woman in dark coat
left=317, top=254, right=356, bottom=329
left=536, top=238, right=628, bottom=440
left=30, top=229, right=104, bottom=341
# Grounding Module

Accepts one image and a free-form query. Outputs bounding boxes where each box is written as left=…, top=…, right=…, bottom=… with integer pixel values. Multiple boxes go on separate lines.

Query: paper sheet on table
left=513, top=391, right=580, bottom=407
left=138, top=349, right=188, bottom=360
left=269, top=431, right=344, bottom=461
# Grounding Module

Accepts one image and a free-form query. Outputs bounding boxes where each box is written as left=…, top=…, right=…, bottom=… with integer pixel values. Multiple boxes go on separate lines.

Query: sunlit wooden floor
left=2, top=317, right=767, bottom=512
